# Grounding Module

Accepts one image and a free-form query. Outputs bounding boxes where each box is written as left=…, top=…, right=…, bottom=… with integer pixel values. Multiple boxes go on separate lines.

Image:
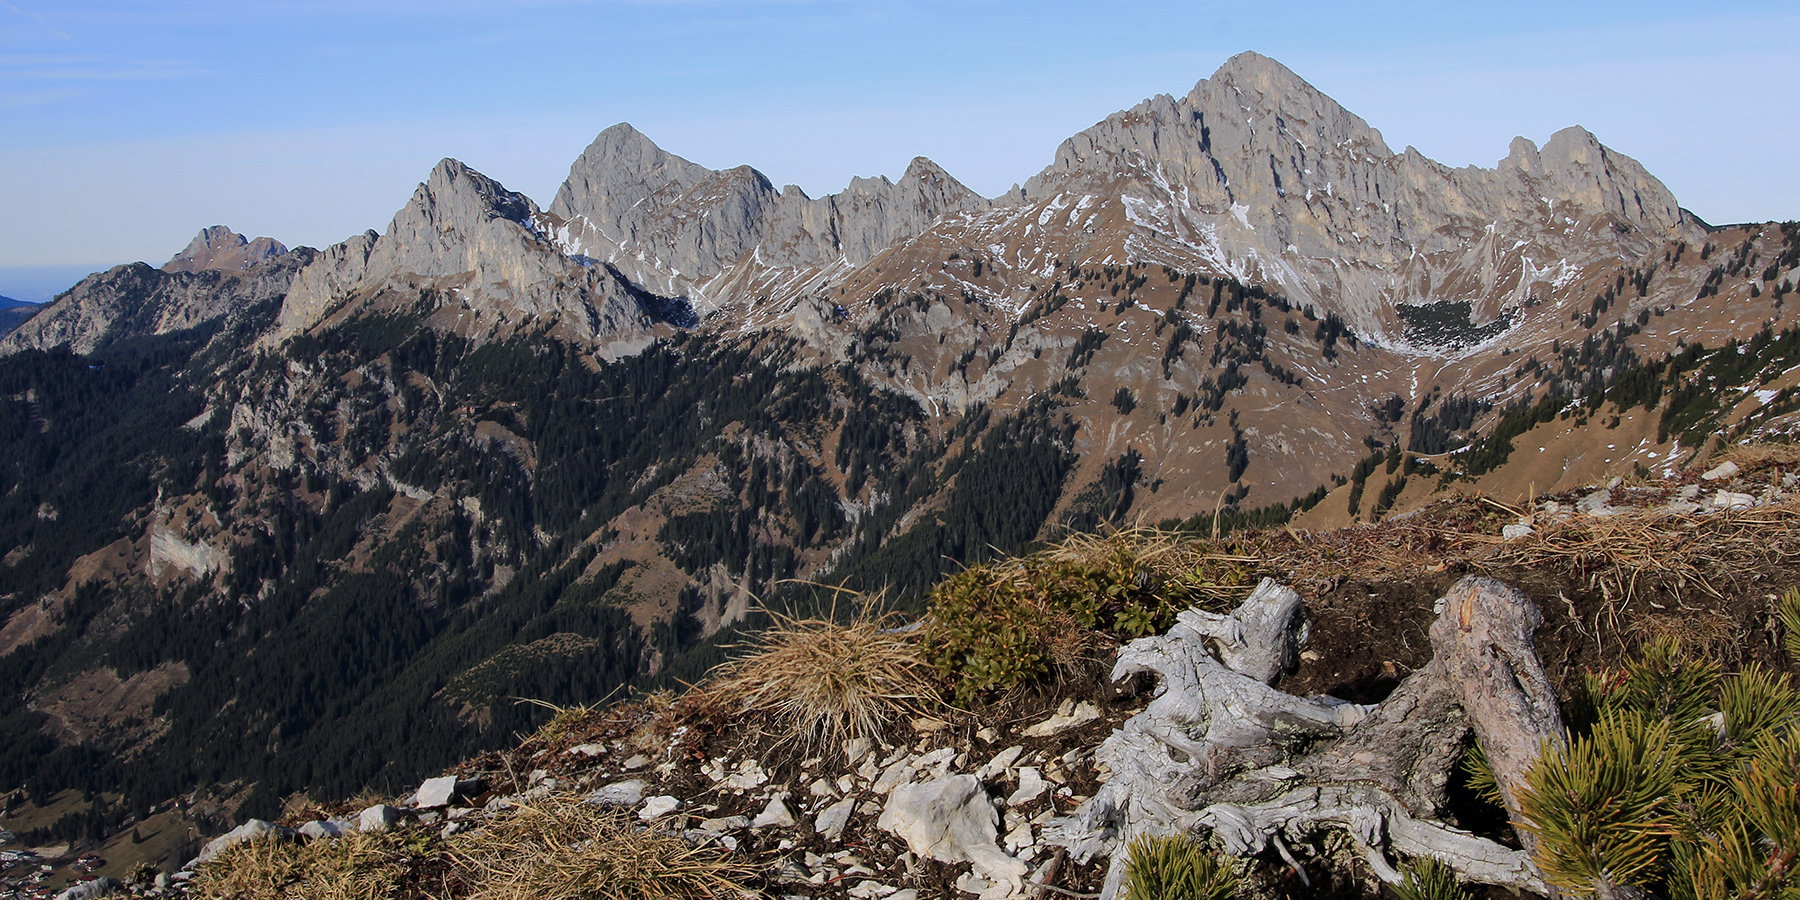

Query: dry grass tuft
left=702, top=606, right=936, bottom=759
left=451, top=798, right=750, bottom=900
left=1625, top=612, right=1745, bottom=665
left=1479, top=501, right=1800, bottom=618
left=1486, top=507, right=1717, bottom=610
left=517, top=697, right=604, bottom=749
left=188, top=830, right=434, bottom=900
left=1718, top=441, right=1800, bottom=471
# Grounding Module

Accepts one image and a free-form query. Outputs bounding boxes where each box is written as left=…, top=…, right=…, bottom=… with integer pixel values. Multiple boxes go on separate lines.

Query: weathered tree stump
left=1044, top=575, right=1561, bottom=898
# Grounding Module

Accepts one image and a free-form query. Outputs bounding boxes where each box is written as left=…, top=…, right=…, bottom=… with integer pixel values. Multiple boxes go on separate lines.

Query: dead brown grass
left=188, top=830, right=435, bottom=900
left=1480, top=501, right=1800, bottom=616
left=701, top=606, right=937, bottom=760
left=1625, top=612, right=1745, bottom=665
left=1719, top=441, right=1800, bottom=471
left=1042, top=528, right=1262, bottom=605
left=449, top=798, right=750, bottom=900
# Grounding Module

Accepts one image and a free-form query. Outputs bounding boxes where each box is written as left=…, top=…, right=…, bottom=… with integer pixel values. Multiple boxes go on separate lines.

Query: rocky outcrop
left=162, top=226, right=289, bottom=274
left=0, top=244, right=314, bottom=356
left=272, top=158, right=682, bottom=353
left=544, top=125, right=987, bottom=300
left=1010, top=51, right=1704, bottom=344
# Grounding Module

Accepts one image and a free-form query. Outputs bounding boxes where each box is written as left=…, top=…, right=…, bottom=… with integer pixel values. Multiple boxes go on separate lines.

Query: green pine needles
left=1392, top=857, right=1470, bottom=900
left=1517, top=636, right=1800, bottom=898
left=1121, top=833, right=1241, bottom=900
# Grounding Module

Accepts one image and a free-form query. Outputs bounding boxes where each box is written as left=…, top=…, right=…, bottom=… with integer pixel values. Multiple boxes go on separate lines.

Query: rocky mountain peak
left=547, top=123, right=714, bottom=235
left=1522, top=126, right=1690, bottom=239
left=162, top=225, right=289, bottom=275
left=386, top=159, right=541, bottom=263
left=273, top=157, right=675, bottom=353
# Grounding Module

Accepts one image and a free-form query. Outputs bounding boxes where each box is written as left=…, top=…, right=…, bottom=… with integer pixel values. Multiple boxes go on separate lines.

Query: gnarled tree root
left=1043, top=575, right=1561, bottom=898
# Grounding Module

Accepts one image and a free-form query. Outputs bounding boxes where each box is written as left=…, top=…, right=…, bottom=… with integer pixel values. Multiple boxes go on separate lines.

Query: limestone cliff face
left=543, top=125, right=986, bottom=301
left=250, top=53, right=1710, bottom=356
left=273, top=159, right=673, bottom=353
left=1010, top=51, right=1703, bottom=342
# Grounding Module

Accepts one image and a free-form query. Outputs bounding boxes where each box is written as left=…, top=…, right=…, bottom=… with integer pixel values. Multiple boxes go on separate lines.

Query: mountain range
left=0, top=51, right=1796, bottom=849
left=0, top=295, right=39, bottom=339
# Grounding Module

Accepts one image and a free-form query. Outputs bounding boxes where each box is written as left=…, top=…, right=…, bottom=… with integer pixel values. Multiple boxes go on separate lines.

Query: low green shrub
left=1121, top=832, right=1240, bottom=900
left=925, top=530, right=1253, bottom=702
left=1518, top=637, right=1800, bottom=897
left=1392, top=857, right=1469, bottom=900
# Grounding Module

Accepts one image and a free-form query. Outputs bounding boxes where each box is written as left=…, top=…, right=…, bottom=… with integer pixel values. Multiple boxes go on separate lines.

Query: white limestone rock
left=191, top=819, right=291, bottom=866
left=413, top=775, right=459, bottom=809
left=358, top=804, right=404, bottom=833
left=1703, top=461, right=1741, bottom=481
left=878, top=774, right=1028, bottom=896
left=753, top=796, right=798, bottom=828
left=815, top=796, right=857, bottom=841
left=586, top=779, right=647, bottom=808
left=639, top=795, right=682, bottom=820
left=1021, top=700, right=1101, bottom=737
left=297, top=818, right=354, bottom=840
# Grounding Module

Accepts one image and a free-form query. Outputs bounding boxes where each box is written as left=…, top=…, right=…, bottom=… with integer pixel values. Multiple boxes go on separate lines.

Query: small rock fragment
left=359, top=805, right=403, bottom=833
left=753, top=796, right=798, bottom=828
left=1003, top=818, right=1035, bottom=851
left=844, top=737, right=872, bottom=765
left=699, top=815, right=751, bottom=833
left=774, top=860, right=813, bottom=884
left=873, top=756, right=917, bottom=793
left=639, top=795, right=681, bottom=820
left=1006, top=768, right=1048, bottom=807
left=414, top=775, right=460, bottom=809
left=878, top=774, right=1027, bottom=894
left=567, top=743, right=605, bottom=757
left=723, top=760, right=769, bottom=790
left=1021, top=700, right=1100, bottom=737
left=978, top=746, right=1024, bottom=780
left=815, top=796, right=857, bottom=841
left=297, top=818, right=354, bottom=840
left=1501, top=522, right=1533, bottom=540
left=1576, top=489, right=1615, bottom=517
left=1703, top=461, right=1741, bottom=481
left=192, top=819, right=291, bottom=866
left=586, top=779, right=647, bottom=808
left=1713, top=490, right=1757, bottom=510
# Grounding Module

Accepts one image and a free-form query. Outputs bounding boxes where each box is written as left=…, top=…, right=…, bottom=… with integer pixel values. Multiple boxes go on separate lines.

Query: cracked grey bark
left=1044, top=575, right=1557, bottom=898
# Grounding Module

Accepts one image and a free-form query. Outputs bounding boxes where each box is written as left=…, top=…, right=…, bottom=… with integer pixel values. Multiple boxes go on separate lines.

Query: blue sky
left=2, top=1, right=1796, bottom=301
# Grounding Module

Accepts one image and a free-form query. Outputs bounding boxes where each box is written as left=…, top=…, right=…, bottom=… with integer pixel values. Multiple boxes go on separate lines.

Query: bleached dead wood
left=1044, top=575, right=1557, bottom=898
left=1428, top=575, right=1566, bottom=864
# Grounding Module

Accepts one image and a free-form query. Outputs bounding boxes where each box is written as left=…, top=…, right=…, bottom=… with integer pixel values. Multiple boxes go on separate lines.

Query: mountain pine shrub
left=1121, top=833, right=1240, bottom=900
left=1392, top=857, right=1470, bottom=900
left=1517, top=636, right=1800, bottom=897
